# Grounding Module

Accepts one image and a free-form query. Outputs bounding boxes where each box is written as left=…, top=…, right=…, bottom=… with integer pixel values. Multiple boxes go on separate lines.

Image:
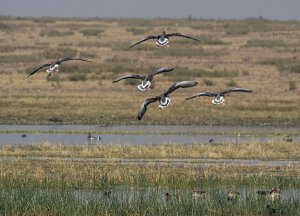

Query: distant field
left=0, top=17, right=299, bottom=125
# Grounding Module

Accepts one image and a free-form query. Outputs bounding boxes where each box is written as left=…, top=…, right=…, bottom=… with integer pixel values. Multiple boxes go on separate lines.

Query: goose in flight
left=138, top=81, right=198, bottom=120
left=27, top=57, right=92, bottom=79
left=112, top=67, right=174, bottom=91
left=130, top=31, right=198, bottom=48
left=185, top=88, right=253, bottom=105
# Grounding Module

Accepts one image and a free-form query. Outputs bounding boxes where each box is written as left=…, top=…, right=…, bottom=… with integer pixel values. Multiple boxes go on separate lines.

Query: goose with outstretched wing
left=138, top=81, right=198, bottom=120
left=185, top=88, right=253, bottom=105
left=130, top=31, right=198, bottom=48
left=112, top=67, right=174, bottom=91
left=27, top=57, right=92, bottom=79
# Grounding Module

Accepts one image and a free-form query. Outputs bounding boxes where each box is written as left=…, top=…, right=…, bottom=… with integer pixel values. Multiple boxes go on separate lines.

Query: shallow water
left=0, top=133, right=295, bottom=145
left=0, top=124, right=298, bottom=145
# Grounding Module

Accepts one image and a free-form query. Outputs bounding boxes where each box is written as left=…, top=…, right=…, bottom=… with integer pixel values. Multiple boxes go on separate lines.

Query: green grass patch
left=126, top=27, right=153, bottom=35
left=80, top=29, right=104, bottom=36
left=171, top=67, right=239, bottom=78
left=67, top=73, right=87, bottom=82
left=40, top=29, right=74, bottom=37
left=244, top=39, right=289, bottom=48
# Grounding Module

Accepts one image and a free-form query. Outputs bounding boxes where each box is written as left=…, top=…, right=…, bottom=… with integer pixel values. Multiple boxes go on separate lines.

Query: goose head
left=212, top=95, right=225, bottom=105
left=137, top=80, right=151, bottom=91
left=159, top=97, right=171, bottom=109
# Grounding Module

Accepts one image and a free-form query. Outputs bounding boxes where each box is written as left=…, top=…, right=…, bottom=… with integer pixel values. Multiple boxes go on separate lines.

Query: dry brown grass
left=0, top=17, right=299, bottom=125
left=1, top=141, right=299, bottom=160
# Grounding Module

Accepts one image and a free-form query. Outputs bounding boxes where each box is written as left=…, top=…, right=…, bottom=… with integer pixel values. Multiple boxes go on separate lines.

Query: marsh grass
left=152, top=47, right=226, bottom=57
left=80, top=29, right=104, bottom=36
left=259, top=58, right=300, bottom=74
left=203, top=79, right=215, bottom=86
left=126, top=27, right=153, bottom=35
left=0, top=54, right=41, bottom=63
left=289, top=81, right=297, bottom=91
left=244, top=39, right=289, bottom=48
left=40, top=29, right=74, bottom=37
left=172, top=67, right=239, bottom=78
left=0, top=187, right=299, bottom=215
left=1, top=141, right=299, bottom=160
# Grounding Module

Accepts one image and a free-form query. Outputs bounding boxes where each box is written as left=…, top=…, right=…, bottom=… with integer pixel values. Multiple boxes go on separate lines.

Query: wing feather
left=112, top=74, right=146, bottom=83
left=221, top=88, right=253, bottom=95
left=59, top=58, right=92, bottom=63
left=26, top=63, right=51, bottom=78
left=185, top=92, right=216, bottom=100
left=151, top=67, right=174, bottom=77
left=166, top=33, right=198, bottom=41
left=129, top=35, right=158, bottom=48
left=137, top=97, right=158, bottom=120
left=164, top=81, right=198, bottom=96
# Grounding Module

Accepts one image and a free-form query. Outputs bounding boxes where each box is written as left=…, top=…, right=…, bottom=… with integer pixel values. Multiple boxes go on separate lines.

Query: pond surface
left=0, top=124, right=298, bottom=145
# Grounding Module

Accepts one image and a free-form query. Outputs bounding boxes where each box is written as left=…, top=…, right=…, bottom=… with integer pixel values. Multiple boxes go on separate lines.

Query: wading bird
left=138, top=81, right=198, bottom=120
left=112, top=67, right=174, bottom=91
left=87, top=132, right=101, bottom=141
left=27, top=57, right=92, bottom=79
left=130, top=31, right=198, bottom=48
left=257, top=187, right=281, bottom=201
left=185, top=88, right=253, bottom=105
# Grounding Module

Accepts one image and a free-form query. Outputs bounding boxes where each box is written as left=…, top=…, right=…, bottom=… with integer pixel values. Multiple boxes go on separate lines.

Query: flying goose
left=130, top=31, right=198, bottom=48
left=138, top=81, right=198, bottom=120
left=27, top=57, right=92, bottom=79
left=112, top=67, right=174, bottom=91
left=186, top=88, right=253, bottom=105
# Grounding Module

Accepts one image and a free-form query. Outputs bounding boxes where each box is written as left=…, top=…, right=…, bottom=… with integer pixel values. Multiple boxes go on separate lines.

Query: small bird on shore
left=165, top=192, right=177, bottom=201
left=192, top=189, right=206, bottom=197
left=87, top=132, right=101, bottom=141
left=27, top=57, right=92, bottom=79
left=227, top=190, right=240, bottom=201
left=103, top=190, right=111, bottom=197
left=138, top=81, right=198, bottom=120
left=112, top=67, right=174, bottom=91
left=130, top=31, right=198, bottom=48
left=283, top=137, right=293, bottom=142
left=186, top=87, right=253, bottom=105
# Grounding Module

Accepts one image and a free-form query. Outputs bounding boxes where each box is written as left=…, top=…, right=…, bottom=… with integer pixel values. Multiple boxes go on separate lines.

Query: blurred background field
left=0, top=17, right=299, bottom=125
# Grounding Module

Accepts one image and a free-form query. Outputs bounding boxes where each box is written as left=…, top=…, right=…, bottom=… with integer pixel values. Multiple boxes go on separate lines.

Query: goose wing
left=26, top=63, right=51, bottom=78
left=150, top=67, right=174, bottom=77
left=58, top=58, right=92, bottom=63
left=164, top=81, right=198, bottom=97
left=129, top=35, right=158, bottom=48
left=185, top=92, right=216, bottom=100
left=221, top=88, right=253, bottom=95
left=137, top=97, right=159, bottom=120
left=112, top=74, right=146, bottom=83
left=166, top=33, right=198, bottom=41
